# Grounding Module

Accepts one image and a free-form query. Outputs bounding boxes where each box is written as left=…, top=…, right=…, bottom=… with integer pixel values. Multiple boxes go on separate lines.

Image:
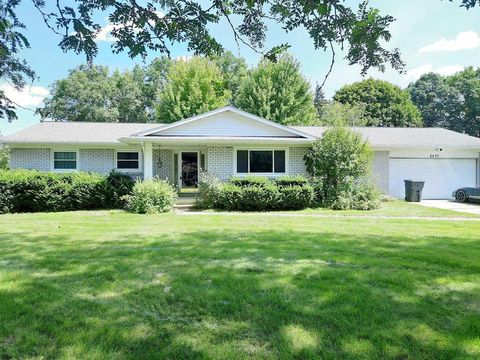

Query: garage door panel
left=389, top=159, right=477, bottom=199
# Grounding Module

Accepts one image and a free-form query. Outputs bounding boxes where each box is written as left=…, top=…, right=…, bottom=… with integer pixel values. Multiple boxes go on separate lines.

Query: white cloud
left=405, top=64, right=464, bottom=81
left=419, top=31, right=480, bottom=53
left=0, top=84, right=49, bottom=108
left=96, top=11, right=165, bottom=42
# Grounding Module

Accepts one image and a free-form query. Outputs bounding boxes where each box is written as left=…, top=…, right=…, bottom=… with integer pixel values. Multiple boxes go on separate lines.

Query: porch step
left=175, top=196, right=198, bottom=205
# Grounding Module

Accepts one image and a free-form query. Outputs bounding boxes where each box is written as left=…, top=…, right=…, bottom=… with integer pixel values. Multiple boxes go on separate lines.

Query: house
left=2, top=106, right=480, bottom=199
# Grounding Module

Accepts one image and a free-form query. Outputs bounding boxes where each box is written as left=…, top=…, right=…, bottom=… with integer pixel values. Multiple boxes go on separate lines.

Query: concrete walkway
left=417, top=199, right=480, bottom=215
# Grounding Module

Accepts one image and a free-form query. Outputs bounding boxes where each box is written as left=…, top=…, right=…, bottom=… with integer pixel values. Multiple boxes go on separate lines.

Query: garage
left=389, top=158, right=477, bottom=199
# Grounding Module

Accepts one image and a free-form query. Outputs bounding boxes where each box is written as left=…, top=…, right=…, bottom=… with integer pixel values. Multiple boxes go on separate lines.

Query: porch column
left=143, top=142, right=153, bottom=180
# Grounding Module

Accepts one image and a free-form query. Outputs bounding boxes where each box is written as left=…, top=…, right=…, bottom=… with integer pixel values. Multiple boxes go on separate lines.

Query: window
left=117, top=151, right=139, bottom=170
left=236, top=150, right=286, bottom=174
left=53, top=151, right=77, bottom=170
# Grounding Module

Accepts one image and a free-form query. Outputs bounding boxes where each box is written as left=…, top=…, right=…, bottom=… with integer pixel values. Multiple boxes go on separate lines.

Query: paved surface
left=417, top=199, right=480, bottom=215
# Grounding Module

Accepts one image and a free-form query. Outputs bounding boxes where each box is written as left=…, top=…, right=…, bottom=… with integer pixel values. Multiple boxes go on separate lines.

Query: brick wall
left=79, top=149, right=114, bottom=173
left=207, top=146, right=234, bottom=180
left=372, top=151, right=389, bottom=193
left=9, top=148, right=50, bottom=171
left=153, top=149, right=173, bottom=182
left=289, top=147, right=309, bottom=175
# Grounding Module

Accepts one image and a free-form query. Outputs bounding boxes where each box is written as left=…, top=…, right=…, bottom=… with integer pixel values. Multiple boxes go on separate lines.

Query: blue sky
left=1, top=0, right=479, bottom=135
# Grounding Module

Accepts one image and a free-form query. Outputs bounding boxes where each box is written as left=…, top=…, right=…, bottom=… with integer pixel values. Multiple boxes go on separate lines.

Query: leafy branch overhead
left=0, top=0, right=476, bottom=121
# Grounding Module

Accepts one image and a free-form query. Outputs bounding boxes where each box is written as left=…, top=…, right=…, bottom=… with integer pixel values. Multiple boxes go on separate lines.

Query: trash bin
left=404, top=180, right=425, bottom=202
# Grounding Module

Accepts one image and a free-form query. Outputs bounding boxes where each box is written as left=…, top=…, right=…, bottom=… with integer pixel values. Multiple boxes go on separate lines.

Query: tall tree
left=211, top=51, right=248, bottom=105
left=38, top=65, right=120, bottom=122
left=236, top=54, right=317, bottom=125
left=1, top=0, right=410, bottom=121
left=314, top=84, right=328, bottom=117
left=111, top=69, right=150, bottom=123
left=320, top=101, right=368, bottom=127
left=447, top=67, right=480, bottom=137
left=155, top=57, right=231, bottom=123
left=408, top=73, right=464, bottom=130
left=334, top=78, right=423, bottom=127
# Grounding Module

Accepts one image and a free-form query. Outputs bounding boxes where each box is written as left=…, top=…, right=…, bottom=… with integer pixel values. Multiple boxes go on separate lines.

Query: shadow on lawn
left=0, top=227, right=479, bottom=359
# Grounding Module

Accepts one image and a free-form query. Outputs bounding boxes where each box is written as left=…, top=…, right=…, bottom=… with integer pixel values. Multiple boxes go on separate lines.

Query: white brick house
left=3, top=106, right=480, bottom=199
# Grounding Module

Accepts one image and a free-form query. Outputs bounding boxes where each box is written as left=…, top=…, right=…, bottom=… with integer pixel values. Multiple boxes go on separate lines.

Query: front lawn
left=0, top=211, right=479, bottom=359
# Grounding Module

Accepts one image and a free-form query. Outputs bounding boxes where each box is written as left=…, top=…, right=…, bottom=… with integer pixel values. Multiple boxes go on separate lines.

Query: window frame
left=51, top=149, right=79, bottom=172
left=115, top=150, right=141, bottom=172
left=233, top=148, right=288, bottom=176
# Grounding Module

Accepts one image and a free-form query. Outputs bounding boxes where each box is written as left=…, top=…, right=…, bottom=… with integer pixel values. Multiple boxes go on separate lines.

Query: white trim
left=130, top=106, right=316, bottom=139
left=233, top=147, right=289, bottom=176
left=50, top=149, right=79, bottom=172
left=178, top=150, right=200, bottom=190
left=115, top=149, right=141, bottom=172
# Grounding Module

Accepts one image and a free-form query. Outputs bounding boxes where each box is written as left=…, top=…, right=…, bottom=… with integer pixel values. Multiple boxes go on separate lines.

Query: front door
left=180, top=152, right=199, bottom=191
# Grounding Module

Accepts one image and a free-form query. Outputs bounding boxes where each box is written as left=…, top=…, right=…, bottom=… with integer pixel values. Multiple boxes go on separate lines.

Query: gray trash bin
left=404, top=180, right=425, bottom=202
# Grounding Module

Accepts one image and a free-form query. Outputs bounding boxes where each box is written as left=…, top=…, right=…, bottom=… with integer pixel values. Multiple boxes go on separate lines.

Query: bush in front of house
left=198, top=174, right=314, bottom=211
left=0, top=169, right=134, bottom=214
left=196, top=170, right=222, bottom=209
left=124, top=179, right=177, bottom=214
left=304, top=126, right=380, bottom=210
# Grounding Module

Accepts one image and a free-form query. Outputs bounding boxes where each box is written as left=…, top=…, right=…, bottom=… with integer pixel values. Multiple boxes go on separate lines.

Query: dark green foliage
left=408, top=73, right=463, bottom=130
left=314, top=84, right=328, bottom=117
left=124, top=179, right=177, bottom=214
left=408, top=68, right=480, bottom=136
left=0, top=170, right=134, bottom=213
left=274, top=175, right=309, bottom=187
left=201, top=175, right=314, bottom=211
left=334, top=78, right=422, bottom=127
left=304, top=127, right=379, bottom=210
left=0, top=145, right=8, bottom=169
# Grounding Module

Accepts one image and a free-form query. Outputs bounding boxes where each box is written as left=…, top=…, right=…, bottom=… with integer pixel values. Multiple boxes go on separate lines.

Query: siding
left=207, top=146, right=234, bottom=180
left=79, top=149, right=114, bottom=173
left=153, top=149, right=174, bottom=182
left=289, top=147, right=309, bottom=175
left=155, top=112, right=299, bottom=137
left=10, top=148, right=50, bottom=171
left=372, top=151, right=389, bottom=193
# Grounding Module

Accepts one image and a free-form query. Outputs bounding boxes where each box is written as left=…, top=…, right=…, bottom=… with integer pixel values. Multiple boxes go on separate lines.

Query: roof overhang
left=119, top=136, right=315, bottom=146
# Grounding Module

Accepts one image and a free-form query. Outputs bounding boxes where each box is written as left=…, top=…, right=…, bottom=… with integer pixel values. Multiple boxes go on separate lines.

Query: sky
left=1, top=0, right=479, bottom=135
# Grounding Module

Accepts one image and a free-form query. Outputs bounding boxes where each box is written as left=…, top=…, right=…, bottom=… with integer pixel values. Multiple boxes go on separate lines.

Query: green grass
left=0, top=211, right=479, bottom=359
left=297, top=200, right=480, bottom=218
left=205, top=200, right=480, bottom=218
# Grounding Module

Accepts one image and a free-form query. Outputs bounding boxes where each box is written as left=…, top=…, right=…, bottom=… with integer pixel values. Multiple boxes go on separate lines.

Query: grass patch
left=0, top=211, right=479, bottom=359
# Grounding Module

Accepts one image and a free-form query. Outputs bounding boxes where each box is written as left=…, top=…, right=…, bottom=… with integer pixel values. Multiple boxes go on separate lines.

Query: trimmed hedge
left=0, top=169, right=134, bottom=214
left=201, top=175, right=314, bottom=211
left=124, top=179, right=177, bottom=214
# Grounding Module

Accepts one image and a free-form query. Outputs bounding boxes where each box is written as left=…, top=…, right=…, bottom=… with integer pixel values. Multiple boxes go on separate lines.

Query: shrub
left=274, top=175, right=309, bottom=187
left=229, top=176, right=271, bottom=188
left=277, top=184, right=314, bottom=210
left=124, top=179, right=177, bottom=214
left=196, top=170, right=222, bottom=209
left=304, top=127, right=380, bottom=209
left=216, top=183, right=280, bottom=211
left=105, top=171, right=135, bottom=208
left=0, top=169, right=134, bottom=214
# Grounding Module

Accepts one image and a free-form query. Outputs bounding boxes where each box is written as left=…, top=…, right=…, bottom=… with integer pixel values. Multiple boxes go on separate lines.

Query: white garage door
left=389, top=159, right=477, bottom=199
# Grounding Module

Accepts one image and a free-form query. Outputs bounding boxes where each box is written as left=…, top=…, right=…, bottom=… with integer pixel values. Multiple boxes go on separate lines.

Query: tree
left=236, top=54, right=317, bottom=125
left=447, top=67, right=480, bottom=137
left=334, top=78, right=423, bottom=127
left=211, top=51, right=248, bottom=105
left=111, top=69, right=150, bottom=123
left=320, top=101, right=368, bottom=126
left=38, top=65, right=120, bottom=122
left=155, top=57, right=231, bottom=123
left=1, top=0, right=409, bottom=121
left=304, top=127, right=377, bottom=209
left=313, top=84, right=328, bottom=117
left=0, top=144, right=8, bottom=169
left=408, top=73, right=464, bottom=130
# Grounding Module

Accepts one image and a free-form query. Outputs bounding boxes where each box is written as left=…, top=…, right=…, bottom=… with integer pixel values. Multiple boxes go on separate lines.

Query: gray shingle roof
left=290, top=126, right=480, bottom=148
left=2, top=121, right=480, bottom=149
left=2, top=122, right=162, bottom=145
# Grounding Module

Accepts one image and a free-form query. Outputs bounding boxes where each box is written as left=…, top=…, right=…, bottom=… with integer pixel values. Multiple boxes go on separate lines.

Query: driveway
left=418, top=199, right=480, bottom=215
